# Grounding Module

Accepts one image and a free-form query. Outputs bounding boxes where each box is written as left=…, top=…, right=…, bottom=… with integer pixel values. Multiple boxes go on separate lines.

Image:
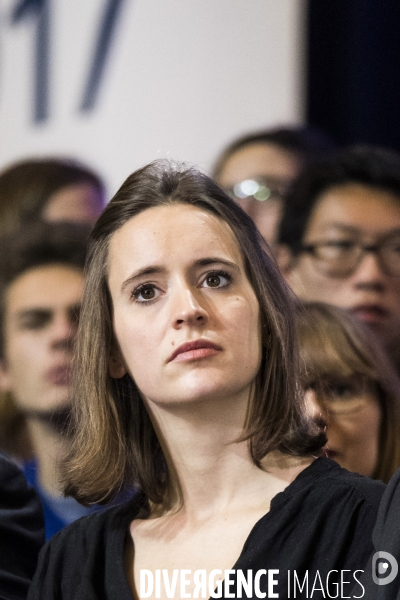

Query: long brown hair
left=296, top=302, right=400, bottom=483
left=64, top=160, right=325, bottom=507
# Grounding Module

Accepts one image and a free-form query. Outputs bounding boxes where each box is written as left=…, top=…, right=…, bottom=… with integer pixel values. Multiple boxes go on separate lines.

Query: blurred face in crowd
left=286, top=183, right=400, bottom=361
left=217, top=142, right=300, bottom=244
left=305, top=376, right=381, bottom=477
left=0, top=264, right=83, bottom=416
left=42, top=183, right=104, bottom=225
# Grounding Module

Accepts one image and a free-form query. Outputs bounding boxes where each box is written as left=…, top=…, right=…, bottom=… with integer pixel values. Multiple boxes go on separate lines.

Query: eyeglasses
left=307, top=378, right=377, bottom=417
left=225, top=177, right=291, bottom=204
left=301, top=234, right=400, bottom=278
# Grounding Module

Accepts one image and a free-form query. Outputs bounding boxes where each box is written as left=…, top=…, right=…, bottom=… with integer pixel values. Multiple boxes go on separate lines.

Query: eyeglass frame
left=224, top=176, right=292, bottom=204
left=300, top=231, right=400, bottom=278
left=305, top=376, right=378, bottom=417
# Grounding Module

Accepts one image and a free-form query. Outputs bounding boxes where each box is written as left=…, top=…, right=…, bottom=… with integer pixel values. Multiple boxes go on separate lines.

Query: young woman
left=296, top=301, right=400, bottom=483
left=29, top=162, right=384, bottom=600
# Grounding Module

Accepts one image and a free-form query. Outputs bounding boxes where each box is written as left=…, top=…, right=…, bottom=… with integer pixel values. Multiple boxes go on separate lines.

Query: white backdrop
left=0, top=0, right=306, bottom=196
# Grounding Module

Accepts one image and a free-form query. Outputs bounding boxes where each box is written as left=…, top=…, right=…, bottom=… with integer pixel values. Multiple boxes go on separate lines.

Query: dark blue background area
left=306, top=0, right=400, bottom=151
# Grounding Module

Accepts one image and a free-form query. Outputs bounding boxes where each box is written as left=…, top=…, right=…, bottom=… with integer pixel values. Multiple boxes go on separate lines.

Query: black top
left=28, top=458, right=384, bottom=600
left=0, top=454, right=45, bottom=600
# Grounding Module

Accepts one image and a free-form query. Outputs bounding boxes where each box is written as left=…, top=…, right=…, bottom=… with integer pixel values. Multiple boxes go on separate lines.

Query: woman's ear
left=108, top=343, right=127, bottom=379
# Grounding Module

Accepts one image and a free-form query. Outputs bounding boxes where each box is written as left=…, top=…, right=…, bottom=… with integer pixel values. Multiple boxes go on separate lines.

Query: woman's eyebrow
left=121, top=266, right=165, bottom=292
left=120, top=258, right=240, bottom=293
left=194, top=257, right=240, bottom=271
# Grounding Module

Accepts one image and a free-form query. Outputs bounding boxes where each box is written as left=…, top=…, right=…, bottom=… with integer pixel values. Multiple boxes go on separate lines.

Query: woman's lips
left=350, top=304, right=388, bottom=325
left=168, top=340, right=222, bottom=363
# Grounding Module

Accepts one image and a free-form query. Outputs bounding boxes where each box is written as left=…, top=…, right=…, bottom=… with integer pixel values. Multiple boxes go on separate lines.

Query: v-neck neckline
left=111, top=457, right=336, bottom=599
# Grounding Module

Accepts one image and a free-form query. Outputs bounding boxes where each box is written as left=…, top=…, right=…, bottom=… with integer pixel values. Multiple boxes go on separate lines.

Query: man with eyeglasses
left=278, top=144, right=400, bottom=372
left=213, top=126, right=336, bottom=245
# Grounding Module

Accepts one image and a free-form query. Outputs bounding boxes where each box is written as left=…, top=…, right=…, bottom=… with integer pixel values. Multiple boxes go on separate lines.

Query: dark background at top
left=306, top=0, right=400, bottom=152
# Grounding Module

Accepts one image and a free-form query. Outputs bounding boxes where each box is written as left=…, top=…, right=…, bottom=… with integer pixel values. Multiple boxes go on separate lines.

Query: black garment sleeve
left=0, top=454, right=45, bottom=600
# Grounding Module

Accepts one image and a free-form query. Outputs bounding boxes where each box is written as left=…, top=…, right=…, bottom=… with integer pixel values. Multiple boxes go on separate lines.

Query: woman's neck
left=145, top=392, right=313, bottom=520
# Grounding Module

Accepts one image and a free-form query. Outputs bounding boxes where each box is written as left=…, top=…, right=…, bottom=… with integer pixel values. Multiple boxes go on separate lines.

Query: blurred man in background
left=278, top=145, right=400, bottom=373
left=213, top=125, right=336, bottom=245
left=0, top=221, right=92, bottom=538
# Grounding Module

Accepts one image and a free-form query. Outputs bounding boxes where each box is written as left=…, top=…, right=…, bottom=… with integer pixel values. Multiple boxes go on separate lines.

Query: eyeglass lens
left=307, top=238, right=400, bottom=277
left=226, top=178, right=290, bottom=203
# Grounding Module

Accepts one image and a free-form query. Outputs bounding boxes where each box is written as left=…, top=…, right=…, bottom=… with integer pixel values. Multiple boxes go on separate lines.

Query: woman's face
left=305, top=377, right=381, bottom=476
left=107, top=203, right=261, bottom=410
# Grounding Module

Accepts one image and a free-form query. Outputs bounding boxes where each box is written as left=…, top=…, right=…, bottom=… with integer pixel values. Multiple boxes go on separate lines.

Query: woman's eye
left=202, top=271, right=231, bottom=289
left=326, top=384, right=354, bottom=399
left=132, top=284, right=159, bottom=303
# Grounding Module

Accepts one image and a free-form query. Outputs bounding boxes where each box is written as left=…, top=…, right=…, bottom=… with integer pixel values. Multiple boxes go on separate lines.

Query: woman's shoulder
left=27, top=496, right=141, bottom=600
left=275, top=457, right=385, bottom=512
left=47, top=495, right=139, bottom=549
left=318, top=457, right=385, bottom=504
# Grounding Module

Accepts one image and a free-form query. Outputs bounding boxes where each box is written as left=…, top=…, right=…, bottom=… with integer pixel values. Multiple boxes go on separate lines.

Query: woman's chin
left=145, top=382, right=249, bottom=411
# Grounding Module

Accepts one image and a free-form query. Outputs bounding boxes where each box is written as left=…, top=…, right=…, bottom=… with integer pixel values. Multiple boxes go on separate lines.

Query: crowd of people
left=2, top=130, right=400, bottom=599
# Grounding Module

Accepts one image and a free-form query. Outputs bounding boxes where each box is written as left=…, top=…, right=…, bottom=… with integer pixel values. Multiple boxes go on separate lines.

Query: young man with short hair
left=278, top=145, right=400, bottom=371
left=0, top=221, right=92, bottom=538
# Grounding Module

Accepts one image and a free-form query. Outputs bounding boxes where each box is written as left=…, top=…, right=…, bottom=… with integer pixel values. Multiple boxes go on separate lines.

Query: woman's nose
left=172, top=288, right=208, bottom=329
